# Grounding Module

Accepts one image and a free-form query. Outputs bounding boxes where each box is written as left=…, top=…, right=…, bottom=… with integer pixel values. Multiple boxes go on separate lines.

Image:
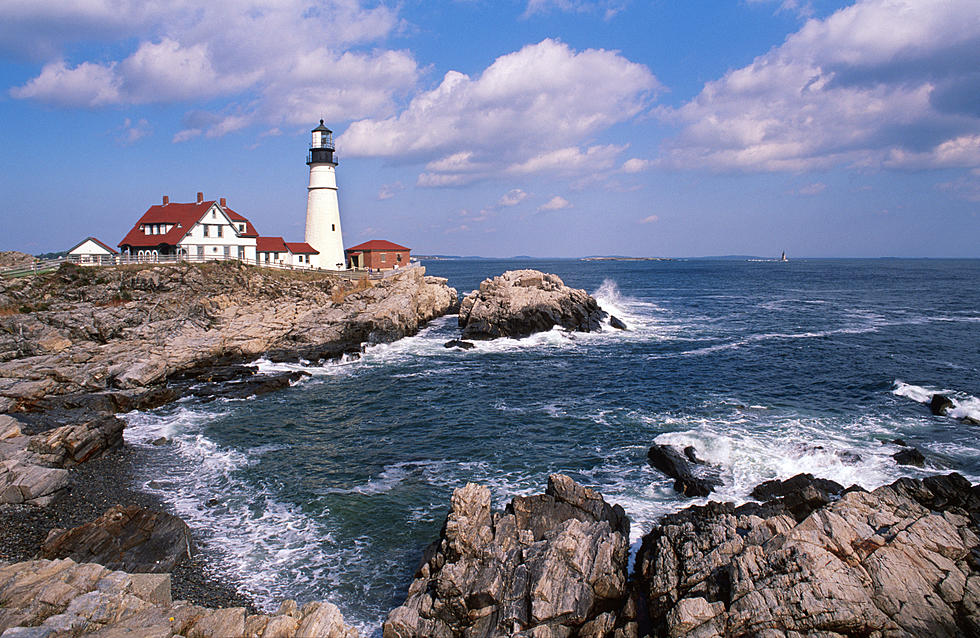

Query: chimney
left=162, top=195, right=169, bottom=206
left=220, top=197, right=226, bottom=207
left=197, top=191, right=204, bottom=203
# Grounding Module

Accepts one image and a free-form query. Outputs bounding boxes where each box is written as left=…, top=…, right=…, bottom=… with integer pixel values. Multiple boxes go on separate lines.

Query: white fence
left=1, top=253, right=420, bottom=279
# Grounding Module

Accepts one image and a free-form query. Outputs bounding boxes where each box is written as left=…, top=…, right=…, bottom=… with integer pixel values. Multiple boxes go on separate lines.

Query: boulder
left=930, top=393, right=955, bottom=416
left=647, top=444, right=722, bottom=497
left=41, top=505, right=194, bottom=573
left=893, top=446, right=926, bottom=467
left=609, top=315, right=627, bottom=330
left=458, top=270, right=607, bottom=340
left=444, top=339, right=475, bottom=350
left=633, top=473, right=980, bottom=638
left=383, top=474, right=636, bottom=638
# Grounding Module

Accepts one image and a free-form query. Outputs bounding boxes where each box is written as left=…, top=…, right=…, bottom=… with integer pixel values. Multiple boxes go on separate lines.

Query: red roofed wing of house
left=224, top=207, right=259, bottom=237
left=284, top=242, right=318, bottom=254
left=256, top=236, right=289, bottom=253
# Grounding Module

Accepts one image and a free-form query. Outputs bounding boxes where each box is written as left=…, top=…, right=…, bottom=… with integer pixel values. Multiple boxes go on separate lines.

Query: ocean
left=123, top=258, right=980, bottom=635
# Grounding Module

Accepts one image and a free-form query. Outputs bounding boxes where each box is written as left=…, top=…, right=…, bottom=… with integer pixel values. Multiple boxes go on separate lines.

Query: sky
left=1, top=0, right=978, bottom=258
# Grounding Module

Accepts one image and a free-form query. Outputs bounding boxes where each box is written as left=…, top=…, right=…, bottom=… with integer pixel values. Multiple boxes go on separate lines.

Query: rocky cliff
left=0, top=262, right=457, bottom=413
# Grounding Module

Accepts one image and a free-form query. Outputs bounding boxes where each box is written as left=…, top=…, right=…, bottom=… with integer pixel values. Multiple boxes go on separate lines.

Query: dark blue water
left=124, top=258, right=980, bottom=635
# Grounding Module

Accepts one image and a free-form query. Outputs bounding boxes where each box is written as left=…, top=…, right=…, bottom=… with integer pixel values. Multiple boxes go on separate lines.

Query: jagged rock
left=383, top=474, right=636, bottom=638
left=41, top=505, right=194, bottom=573
left=444, top=339, right=476, bottom=350
left=647, top=444, right=721, bottom=497
left=893, top=446, right=926, bottom=467
left=931, top=393, right=955, bottom=416
left=25, top=415, right=124, bottom=467
left=608, top=315, right=627, bottom=330
left=0, top=558, right=360, bottom=637
left=458, top=270, right=607, bottom=340
left=633, top=473, right=980, bottom=638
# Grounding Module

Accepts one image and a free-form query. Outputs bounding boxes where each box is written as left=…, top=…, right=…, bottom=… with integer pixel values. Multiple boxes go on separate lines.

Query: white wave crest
left=892, top=380, right=980, bottom=421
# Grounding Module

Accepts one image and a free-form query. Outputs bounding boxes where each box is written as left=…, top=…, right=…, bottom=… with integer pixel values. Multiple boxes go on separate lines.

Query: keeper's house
left=118, top=193, right=259, bottom=262
left=345, top=240, right=410, bottom=270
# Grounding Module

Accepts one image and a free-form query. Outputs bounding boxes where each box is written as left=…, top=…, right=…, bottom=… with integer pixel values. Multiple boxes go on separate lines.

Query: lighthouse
left=304, top=120, right=346, bottom=270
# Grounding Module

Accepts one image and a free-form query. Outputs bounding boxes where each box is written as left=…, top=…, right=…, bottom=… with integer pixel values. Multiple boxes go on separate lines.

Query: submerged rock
left=458, top=270, right=607, bottom=340
left=41, top=504, right=194, bottom=573
left=634, top=473, right=980, bottom=637
left=383, top=474, right=636, bottom=638
left=647, top=443, right=722, bottom=497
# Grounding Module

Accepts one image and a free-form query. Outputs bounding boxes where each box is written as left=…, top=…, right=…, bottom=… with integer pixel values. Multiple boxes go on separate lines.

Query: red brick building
left=345, top=240, right=410, bottom=270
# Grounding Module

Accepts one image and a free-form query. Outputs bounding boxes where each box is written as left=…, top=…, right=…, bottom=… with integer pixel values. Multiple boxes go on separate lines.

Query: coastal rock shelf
left=457, top=270, right=608, bottom=340
left=384, top=474, right=636, bottom=638
left=0, top=262, right=458, bottom=411
left=0, top=557, right=359, bottom=637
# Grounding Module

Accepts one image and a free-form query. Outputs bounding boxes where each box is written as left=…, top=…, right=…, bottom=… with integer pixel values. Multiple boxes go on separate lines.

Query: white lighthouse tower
left=304, top=120, right=346, bottom=270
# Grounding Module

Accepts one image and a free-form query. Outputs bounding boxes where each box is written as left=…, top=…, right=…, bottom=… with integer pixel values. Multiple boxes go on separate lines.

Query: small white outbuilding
left=67, top=237, right=118, bottom=266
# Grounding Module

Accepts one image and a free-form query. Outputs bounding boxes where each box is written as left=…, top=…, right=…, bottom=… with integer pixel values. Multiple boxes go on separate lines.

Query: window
left=223, top=246, right=230, bottom=257
left=239, top=224, right=245, bottom=232
left=397, top=253, right=403, bottom=262
left=332, top=224, right=335, bottom=231
left=380, top=253, right=386, bottom=263
left=203, top=225, right=210, bottom=237
left=196, top=245, right=204, bottom=257
left=217, top=225, right=223, bottom=238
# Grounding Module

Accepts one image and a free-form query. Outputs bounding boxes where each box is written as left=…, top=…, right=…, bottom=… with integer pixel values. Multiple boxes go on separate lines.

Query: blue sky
left=1, top=0, right=978, bottom=257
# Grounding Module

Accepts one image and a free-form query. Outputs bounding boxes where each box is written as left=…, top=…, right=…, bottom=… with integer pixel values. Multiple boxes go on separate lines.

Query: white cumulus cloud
left=340, top=38, right=659, bottom=185
left=499, top=189, right=529, bottom=206
left=661, top=0, right=980, bottom=172
left=7, top=0, right=415, bottom=136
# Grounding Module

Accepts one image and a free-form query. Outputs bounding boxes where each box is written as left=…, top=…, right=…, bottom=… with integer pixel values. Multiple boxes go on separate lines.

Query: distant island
left=580, top=256, right=672, bottom=262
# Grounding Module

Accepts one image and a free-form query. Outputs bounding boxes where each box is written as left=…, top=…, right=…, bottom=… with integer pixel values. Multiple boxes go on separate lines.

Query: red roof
left=285, top=242, right=318, bottom=254
left=119, top=201, right=259, bottom=248
left=256, top=236, right=288, bottom=253
left=346, top=239, right=410, bottom=252
left=68, top=236, right=118, bottom=254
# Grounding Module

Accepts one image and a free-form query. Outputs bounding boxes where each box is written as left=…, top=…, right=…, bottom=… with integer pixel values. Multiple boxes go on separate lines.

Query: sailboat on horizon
left=781, top=251, right=788, bottom=262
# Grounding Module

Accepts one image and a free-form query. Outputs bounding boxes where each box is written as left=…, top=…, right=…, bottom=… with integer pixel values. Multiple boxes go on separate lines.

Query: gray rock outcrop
left=633, top=473, right=980, bottom=637
left=458, top=270, right=606, bottom=340
left=0, top=557, right=359, bottom=637
left=383, top=474, right=636, bottom=638
left=41, top=504, right=194, bottom=573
